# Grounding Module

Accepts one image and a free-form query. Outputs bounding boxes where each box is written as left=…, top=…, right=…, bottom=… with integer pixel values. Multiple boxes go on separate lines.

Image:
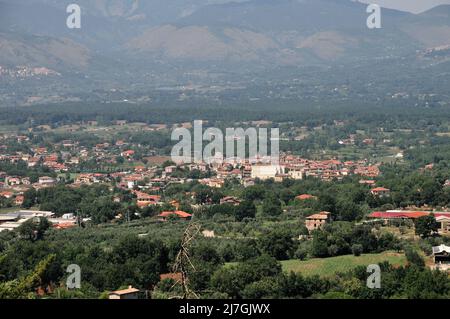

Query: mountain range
left=1, top=0, right=450, bottom=104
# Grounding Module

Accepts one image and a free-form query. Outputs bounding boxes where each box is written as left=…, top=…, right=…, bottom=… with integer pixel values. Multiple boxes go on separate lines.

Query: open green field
left=281, top=251, right=407, bottom=277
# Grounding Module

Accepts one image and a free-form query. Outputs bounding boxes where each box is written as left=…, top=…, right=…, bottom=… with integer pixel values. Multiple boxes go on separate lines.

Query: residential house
left=38, top=176, right=56, bottom=185
left=121, top=150, right=135, bottom=159
left=14, top=195, right=24, bottom=206
left=158, top=211, right=192, bottom=221
left=432, top=245, right=450, bottom=271
left=108, top=286, right=140, bottom=300
left=0, top=191, right=14, bottom=199
left=436, top=216, right=450, bottom=233
left=5, top=176, right=21, bottom=186
left=134, top=191, right=161, bottom=207
left=305, top=211, right=331, bottom=232
left=359, top=180, right=376, bottom=186
left=370, top=187, right=390, bottom=197
left=220, top=196, right=241, bottom=206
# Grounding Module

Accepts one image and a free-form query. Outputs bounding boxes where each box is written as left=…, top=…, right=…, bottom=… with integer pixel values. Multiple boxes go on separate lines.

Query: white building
left=0, top=210, right=54, bottom=232
left=251, top=165, right=285, bottom=180
left=432, top=245, right=450, bottom=271
left=38, top=176, right=56, bottom=185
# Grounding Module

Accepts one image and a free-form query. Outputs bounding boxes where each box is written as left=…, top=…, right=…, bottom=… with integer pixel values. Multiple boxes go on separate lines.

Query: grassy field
left=281, top=251, right=407, bottom=277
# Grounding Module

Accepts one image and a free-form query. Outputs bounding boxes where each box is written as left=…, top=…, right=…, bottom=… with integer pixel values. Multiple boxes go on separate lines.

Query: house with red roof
left=370, top=187, right=390, bottom=197
left=0, top=191, right=14, bottom=199
left=158, top=211, right=192, bottom=221
left=134, top=191, right=161, bottom=207
left=121, top=150, right=135, bottom=158
left=368, top=210, right=450, bottom=224
left=14, top=195, right=24, bottom=206
left=220, top=196, right=241, bottom=206
left=296, top=194, right=317, bottom=201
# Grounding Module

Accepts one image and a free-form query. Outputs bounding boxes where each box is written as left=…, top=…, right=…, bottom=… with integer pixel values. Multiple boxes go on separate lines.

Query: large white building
left=251, top=165, right=285, bottom=180
left=0, top=210, right=54, bottom=232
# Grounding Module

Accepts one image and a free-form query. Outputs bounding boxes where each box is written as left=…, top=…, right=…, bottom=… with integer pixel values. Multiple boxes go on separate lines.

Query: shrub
left=351, top=244, right=363, bottom=257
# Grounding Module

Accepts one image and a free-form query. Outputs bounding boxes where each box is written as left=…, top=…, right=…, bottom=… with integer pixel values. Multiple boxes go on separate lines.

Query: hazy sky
left=359, top=0, right=450, bottom=13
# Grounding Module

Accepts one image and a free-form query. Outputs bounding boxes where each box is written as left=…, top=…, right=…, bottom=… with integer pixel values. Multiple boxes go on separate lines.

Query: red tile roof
left=371, top=187, right=390, bottom=192
left=158, top=211, right=192, bottom=218
left=369, top=211, right=450, bottom=219
left=296, top=194, right=317, bottom=200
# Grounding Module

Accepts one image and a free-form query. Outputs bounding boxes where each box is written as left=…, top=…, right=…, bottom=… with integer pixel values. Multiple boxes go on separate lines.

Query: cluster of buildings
left=0, top=126, right=384, bottom=205
left=303, top=208, right=450, bottom=234
left=0, top=65, right=60, bottom=78
left=0, top=171, right=57, bottom=207
left=248, top=156, right=381, bottom=182
left=0, top=210, right=77, bottom=233
left=369, top=210, right=450, bottom=233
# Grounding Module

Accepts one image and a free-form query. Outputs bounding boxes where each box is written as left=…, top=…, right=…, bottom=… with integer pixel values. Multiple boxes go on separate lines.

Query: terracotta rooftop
left=158, top=211, right=192, bottom=218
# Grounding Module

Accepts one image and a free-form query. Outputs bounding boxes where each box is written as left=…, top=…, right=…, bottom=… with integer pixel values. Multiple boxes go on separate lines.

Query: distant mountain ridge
left=1, top=0, right=450, bottom=79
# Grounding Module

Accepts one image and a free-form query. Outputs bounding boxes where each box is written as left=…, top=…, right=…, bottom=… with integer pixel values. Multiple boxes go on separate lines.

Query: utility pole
left=172, top=222, right=201, bottom=299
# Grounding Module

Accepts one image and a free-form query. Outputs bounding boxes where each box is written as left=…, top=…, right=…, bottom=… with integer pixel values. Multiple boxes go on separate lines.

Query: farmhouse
left=305, top=211, right=331, bottom=232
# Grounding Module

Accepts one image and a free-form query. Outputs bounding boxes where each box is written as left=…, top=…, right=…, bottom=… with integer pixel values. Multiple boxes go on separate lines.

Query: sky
left=359, top=0, right=450, bottom=13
